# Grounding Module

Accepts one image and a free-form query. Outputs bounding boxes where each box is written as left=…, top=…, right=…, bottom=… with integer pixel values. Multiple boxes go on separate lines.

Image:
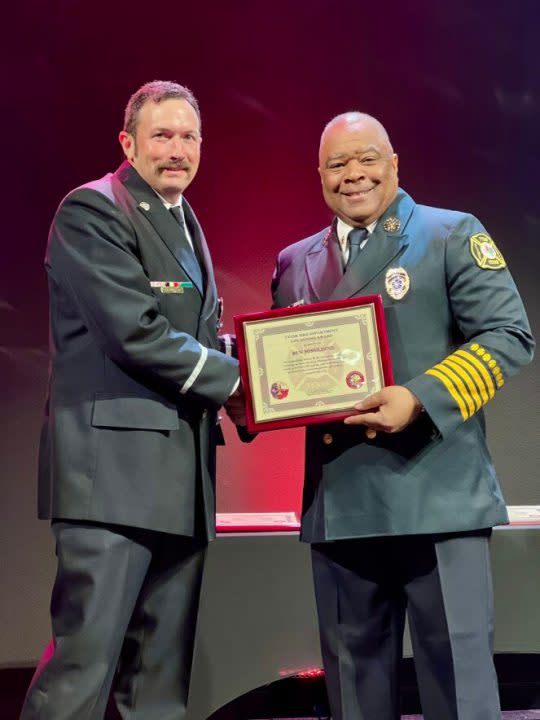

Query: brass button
left=322, top=433, right=333, bottom=445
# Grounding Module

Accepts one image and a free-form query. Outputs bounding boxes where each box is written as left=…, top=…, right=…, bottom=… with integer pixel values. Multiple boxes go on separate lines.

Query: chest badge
left=385, top=267, right=410, bottom=300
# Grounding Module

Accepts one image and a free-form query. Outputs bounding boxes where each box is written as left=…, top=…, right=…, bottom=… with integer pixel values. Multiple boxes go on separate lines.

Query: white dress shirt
left=336, top=217, right=377, bottom=264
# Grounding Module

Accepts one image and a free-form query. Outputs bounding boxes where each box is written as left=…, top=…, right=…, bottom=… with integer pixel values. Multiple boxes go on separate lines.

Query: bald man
left=271, top=113, right=534, bottom=720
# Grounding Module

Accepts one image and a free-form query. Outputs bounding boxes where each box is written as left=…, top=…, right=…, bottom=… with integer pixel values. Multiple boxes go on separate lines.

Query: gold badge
left=385, top=267, right=410, bottom=300
left=383, top=217, right=401, bottom=233
left=139, top=201, right=150, bottom=211
left=469, top=233, right=506, bottom=270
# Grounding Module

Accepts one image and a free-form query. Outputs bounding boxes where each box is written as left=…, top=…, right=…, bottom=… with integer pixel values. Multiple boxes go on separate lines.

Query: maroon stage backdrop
left=1, top=0, right=538, bottom=521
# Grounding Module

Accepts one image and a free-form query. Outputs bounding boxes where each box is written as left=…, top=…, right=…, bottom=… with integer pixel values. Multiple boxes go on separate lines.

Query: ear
left=317, top=165, right=324, bottom=185
left=392, top=153, right=399, bottom=173
left=119, top=131, right=135, bottom=162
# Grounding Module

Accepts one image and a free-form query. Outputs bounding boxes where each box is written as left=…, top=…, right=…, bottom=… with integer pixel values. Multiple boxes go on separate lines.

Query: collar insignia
left=383, top=216, right=401, bottom=233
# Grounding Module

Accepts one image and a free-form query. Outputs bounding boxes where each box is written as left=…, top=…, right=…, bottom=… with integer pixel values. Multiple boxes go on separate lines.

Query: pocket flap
left=92, top=395, right=180, bottom=430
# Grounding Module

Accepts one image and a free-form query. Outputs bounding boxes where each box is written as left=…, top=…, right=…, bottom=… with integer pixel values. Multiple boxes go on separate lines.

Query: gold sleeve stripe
left=427, top=344, right=504, bottom=422
left=433, top=363, right=476, bottom=417
left=426, top=367, right=469, bottom=420
left=455, top=350, right=496, bottom=399
left=447, top=354, right=490, bottom=406
left=444, top=358, right=482, bottom=412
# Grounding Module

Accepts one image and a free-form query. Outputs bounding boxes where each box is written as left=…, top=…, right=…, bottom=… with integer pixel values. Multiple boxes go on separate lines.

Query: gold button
left=322, top=433, right=333, bottom=445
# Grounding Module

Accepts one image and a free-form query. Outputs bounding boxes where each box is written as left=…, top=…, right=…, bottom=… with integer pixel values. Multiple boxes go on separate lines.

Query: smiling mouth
left=342, top=186, right=376, bottom=199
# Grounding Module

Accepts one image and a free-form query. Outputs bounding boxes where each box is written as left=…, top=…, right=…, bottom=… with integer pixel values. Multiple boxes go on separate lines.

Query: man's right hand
left=224, top=383, right=246, bottom=426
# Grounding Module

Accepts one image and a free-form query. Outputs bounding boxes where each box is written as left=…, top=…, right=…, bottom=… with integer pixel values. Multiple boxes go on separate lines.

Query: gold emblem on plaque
left=385, top=267, right=410, bottom=300
left=383, top=216, right=401, bottom=233
left=469, top=233, right=506, bottom=270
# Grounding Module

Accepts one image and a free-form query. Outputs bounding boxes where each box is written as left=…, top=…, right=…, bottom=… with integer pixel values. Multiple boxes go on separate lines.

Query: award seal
left=270, top=382, right=289, bottom=400
left=346, top=371, right=365, bottom=389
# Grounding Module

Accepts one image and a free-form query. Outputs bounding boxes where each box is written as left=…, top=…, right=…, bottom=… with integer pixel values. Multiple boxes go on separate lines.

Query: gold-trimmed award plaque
left=233, top=295, right=393, bottom=433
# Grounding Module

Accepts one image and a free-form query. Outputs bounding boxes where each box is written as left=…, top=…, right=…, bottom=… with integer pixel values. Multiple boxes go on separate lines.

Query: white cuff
left=180, top=345, right=208, bottom=395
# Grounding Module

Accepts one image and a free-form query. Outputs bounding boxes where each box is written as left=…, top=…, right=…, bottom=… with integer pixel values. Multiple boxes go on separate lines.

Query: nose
left=344, top=159, right=365, bottom=182
left=169, top=136, right=187, bottom=159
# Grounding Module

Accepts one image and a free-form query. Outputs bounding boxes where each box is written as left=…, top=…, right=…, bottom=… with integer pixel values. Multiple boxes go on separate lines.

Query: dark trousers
left=20, top=521, right=206, bottom=720
left=311, top=532, right=501, bottom=720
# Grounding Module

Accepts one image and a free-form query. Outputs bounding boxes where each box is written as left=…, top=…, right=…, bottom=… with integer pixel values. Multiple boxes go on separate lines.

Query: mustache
left=159, top=163, right=190, bottom=171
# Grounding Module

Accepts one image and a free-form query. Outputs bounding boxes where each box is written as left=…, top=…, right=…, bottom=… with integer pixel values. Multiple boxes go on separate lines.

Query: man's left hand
left=344, top=385, right=422, bottom=434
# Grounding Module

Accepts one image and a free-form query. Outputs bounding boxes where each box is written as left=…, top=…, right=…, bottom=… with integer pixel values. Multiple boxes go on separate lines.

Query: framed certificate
left=234, top=295, right=393, bottom=432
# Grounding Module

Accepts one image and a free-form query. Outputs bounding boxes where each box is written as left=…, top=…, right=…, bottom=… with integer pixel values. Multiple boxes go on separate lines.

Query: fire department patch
left=469, top=233, right=506, bottom=270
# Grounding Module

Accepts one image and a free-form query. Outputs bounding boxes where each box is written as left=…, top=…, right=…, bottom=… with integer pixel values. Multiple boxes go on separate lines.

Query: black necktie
left=169, top=206, right=204, bottom=289
left=169, top=204, right=187, bottom=231
left=345, top=227, right=368, bottom=271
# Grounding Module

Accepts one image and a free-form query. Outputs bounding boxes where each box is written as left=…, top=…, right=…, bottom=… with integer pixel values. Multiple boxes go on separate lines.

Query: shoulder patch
left=469, top=232, right=506, bottom=270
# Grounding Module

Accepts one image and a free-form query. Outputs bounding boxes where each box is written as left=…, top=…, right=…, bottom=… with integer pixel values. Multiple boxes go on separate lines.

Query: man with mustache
left=21, top=80, right=241, bottom=720
left=271, top=112, right=534, bottom=719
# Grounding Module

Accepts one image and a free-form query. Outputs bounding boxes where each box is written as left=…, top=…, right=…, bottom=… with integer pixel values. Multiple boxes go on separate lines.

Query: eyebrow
left=327, top=145, right=382, bottom=160
left=151, top=127, right=200, bottom=135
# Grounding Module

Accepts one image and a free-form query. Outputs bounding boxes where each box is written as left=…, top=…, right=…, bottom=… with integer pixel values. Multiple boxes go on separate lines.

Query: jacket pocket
left=91, top=394, right=180, bottom=431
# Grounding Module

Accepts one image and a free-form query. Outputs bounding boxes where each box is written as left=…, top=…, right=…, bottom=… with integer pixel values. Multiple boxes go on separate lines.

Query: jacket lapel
left=329, top=188, right=414, bottom=300
left=305, top=223, right=343, bottom=301
left=114, top=162, right=204, bottom=295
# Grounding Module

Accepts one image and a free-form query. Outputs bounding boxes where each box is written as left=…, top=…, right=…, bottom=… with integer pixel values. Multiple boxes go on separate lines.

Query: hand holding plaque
left=234, top=296, right=393, bottom=433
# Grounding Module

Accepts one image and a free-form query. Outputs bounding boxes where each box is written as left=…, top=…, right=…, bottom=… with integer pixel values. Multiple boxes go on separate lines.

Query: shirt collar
left=336, top=217, right=377, bottom=244
left=154, top=190, right=184, bottom=212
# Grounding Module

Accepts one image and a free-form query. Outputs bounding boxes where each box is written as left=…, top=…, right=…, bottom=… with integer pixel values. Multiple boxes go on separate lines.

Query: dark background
left=1, top=0, right=538, bottom=666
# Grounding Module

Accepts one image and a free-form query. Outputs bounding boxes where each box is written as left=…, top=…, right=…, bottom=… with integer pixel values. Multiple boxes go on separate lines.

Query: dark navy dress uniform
left=271, top=188, right=534, bottom=720
left=21, top=161, right=239, bottom=720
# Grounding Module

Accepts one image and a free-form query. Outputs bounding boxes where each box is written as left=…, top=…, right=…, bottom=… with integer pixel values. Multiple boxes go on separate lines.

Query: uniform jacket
left=272, top=189, right=534, bottom=542
left=38, top=161, right=239, bottom=539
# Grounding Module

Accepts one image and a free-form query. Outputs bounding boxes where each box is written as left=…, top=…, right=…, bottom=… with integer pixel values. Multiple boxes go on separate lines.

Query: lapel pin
left=383, top=217, right=401, bottom=233
left=139, top=201, right=150, bottom=211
